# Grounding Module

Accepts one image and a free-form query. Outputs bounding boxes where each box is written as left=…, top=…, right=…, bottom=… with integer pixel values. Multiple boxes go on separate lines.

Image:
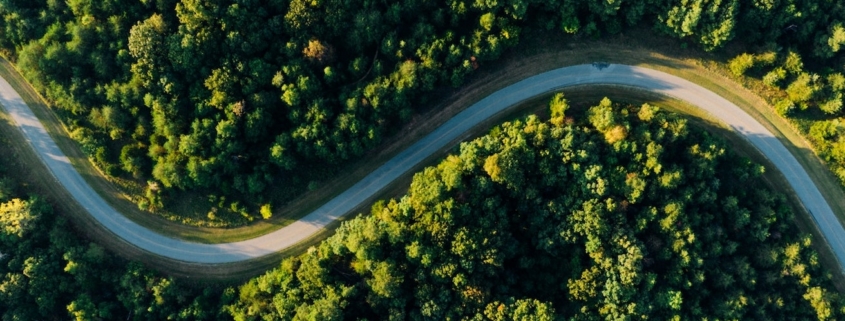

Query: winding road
left=1, top=64, right=843, bottom=268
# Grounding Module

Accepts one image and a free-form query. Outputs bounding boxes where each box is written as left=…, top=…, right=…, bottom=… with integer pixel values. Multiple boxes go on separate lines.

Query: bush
left=786, top=73, right=818, bottom=108
left=816, top=22, right=845, bottom=58
left=836, top=166, right=845, bottom=185
left=827, top=73, right=845, bottom=92
left=829, top=140, right=845, bottom=163
left=755, top=51, right=777, bottom=66
left=549, top=93, right=569, bottom=119
left=783, top=51, right=804, bottom=74
left=763, top=67, right=787, bottom=88
left=819, top=93, right=843, bottom=114
left=728, top=53, right=755, bottom=76
left=808, top=120, right=839, bottom=144
left=260, top=204, right=272, bottom=219
left=774, top=99, right=795, bottom=116
left=120, top=144, right=147, bottom=178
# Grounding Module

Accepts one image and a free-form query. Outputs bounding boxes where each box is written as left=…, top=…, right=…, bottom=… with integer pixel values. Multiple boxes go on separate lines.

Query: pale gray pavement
left=1, top=64, right=843, bottom=267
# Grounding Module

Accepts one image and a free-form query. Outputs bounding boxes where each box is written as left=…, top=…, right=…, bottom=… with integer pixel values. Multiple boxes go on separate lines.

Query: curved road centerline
left=1, top=64, right=843, bottom=268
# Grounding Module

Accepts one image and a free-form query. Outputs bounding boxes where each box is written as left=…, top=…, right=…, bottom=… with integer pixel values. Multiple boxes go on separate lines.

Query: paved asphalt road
left=1, top=64, right=843, bottom=267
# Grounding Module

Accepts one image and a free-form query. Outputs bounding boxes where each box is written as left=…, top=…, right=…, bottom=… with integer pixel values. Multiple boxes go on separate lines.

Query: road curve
left=1, top=64, right=843, bottom=267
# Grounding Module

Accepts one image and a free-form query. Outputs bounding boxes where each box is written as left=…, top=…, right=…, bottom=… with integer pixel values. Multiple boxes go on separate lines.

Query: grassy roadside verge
left=2, top=27, right=845, bottom=281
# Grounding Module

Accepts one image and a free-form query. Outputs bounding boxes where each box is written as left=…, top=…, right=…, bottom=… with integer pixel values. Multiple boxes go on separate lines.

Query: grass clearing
left=2, top=27, right=844, bottom=280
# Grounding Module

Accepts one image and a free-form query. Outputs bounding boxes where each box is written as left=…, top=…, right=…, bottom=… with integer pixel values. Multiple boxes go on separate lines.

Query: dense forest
left=0, top=160, right=229, bottom=320
left=0, top=0, right=843, bottom=225
left=2, top=0, right=845, bottom=319
left=727, top=44, right=845, bottom=184
left=227, top=98, right=844, bottom=319
left=3, top=97, right=843, bottom=319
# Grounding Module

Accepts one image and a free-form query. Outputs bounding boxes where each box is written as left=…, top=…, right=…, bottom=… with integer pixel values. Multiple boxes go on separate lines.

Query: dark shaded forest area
left=232, top=98, right=844, bottom=319
left=1, top=0, right=843, bottom=225
left=2, top=0, right=845, bottom=319
left=3, top=98, right=842, bottom=320
left=0, top=162, right=229, bottom=320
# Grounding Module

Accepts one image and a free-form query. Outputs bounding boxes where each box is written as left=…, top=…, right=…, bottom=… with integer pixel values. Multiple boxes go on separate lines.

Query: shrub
left=827, top=73, right=845, bottom=92
left=783, top=51, right=804, bottom=74
left=755, top=51, right=777, bottom=66
left=260, top=204, right=272, bottom=220
left=836, top=166, right=845, bottom=185
left=774, top=99, right=795, bottom=116
left=819, top=93, right=843, bottom=114
left=762, top=67, right=787, bottom=88
left=786, top=73, right=818, bottom=108
left=549, top=93, right=569, bottom=119
left=728, top=53, right=755, bottom=76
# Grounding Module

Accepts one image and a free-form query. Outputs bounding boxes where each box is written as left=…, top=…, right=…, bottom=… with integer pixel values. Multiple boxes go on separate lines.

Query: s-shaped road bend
left=1, top=64, right=843, bottom=271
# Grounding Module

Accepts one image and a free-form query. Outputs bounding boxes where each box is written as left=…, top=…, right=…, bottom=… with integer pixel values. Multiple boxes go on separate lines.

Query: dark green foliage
left=0, top=1, right=842, bottom=319
left=228, top=100, right=844, bottom=320
left=658, top=0, right=739, bottom=50
left=2, top=0, right=843, bottom=225
left=0, top=168, right=227, bottom=320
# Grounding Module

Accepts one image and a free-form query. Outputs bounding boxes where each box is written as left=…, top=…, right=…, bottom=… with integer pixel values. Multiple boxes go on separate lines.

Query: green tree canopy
left=228, top=99, right=844, bottom=320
